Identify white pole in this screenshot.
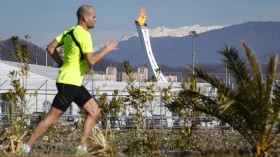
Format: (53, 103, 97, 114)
(189, 31, 198, 76)
(45, 45, 48, 67)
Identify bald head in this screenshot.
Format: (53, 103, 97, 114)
(76, 5, 97, 30)
(77, 5, 95, 20)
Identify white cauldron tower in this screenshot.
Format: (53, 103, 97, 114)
(135, 8, 167, 82)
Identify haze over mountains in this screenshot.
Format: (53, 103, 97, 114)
(0, 21, 280, 72)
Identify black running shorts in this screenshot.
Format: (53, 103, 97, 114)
(52, 83, 92, 112)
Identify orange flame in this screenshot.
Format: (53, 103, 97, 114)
(137, 7, 146, 26)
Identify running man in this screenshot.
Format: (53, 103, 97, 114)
(21, 4, 118, 155)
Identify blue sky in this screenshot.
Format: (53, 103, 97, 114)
(1, 0, 280, 47)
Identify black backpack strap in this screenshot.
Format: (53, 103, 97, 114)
(62, 28, 84, 61)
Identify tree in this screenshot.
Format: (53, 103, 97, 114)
(169, 42, 280, 156)
(1, 36, 31, 154)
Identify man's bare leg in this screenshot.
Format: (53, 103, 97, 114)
(26, 107, 63, 148)
(80, 98, 100, 147)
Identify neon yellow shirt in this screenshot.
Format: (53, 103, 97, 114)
(55, 25, 93, 86)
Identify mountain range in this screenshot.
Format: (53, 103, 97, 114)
(0, 21, 279, 73)
(107, 21, 280, 68)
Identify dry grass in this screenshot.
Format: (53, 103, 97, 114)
(1, 124, 279, 157)
(88, 128, 113, 156)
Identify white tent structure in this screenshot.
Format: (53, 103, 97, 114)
(0, 60, 190, 117)
(0, 60, 58, 114)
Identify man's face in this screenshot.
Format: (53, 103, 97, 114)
(85, 9, 96, 29)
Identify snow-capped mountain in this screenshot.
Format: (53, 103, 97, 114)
(149, 25, 225, 37)
(94, 25, 224, 51)
(120, 24, 224, 39)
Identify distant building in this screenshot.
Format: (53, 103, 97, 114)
(121, 66, 179, 82)
(165, 75, 177, 82)
(137, 66, 149, 81)
(122, 66, 149, 82)
(121, 72, 135, 82)
(106, 67, 117, 82)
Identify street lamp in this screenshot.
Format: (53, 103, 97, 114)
(44, 45, 48, 101)
(23, 35, 31, 88)
(24, 35, 30, 44)
(45, 45, 48, 67)
(189, 31, 198, 75)
(225, 61, 228, 86)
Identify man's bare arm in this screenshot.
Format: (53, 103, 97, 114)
(84, 40, 118, 67)
(46, 39, 63, 67)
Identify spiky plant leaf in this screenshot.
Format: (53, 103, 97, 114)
(169, 41, 280, 156)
